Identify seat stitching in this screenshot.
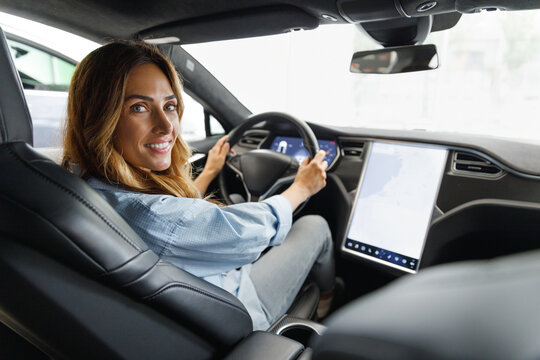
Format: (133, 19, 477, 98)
(98, 249, 157, 278)
(145, 282, 250, 317)
(7, 144, 141, 252)
(0, 192, 107, 272)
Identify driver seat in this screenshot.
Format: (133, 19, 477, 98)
(0, 27, 315, 359)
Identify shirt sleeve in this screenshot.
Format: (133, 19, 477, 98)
(112, 192, 293, 278)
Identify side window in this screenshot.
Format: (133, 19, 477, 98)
(208, 114, 225, 136)
(181, 91, 206, 141)
(7, 37, 76, 148)
(181, 91, 225, 141)
(6, 38, 222, 147)
(7, 38, 76, 91)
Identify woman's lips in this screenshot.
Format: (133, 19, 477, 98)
(144, 140, 172, 153)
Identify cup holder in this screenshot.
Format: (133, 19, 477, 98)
(270, 315, 327, 347)
(279, 325, 319, 345)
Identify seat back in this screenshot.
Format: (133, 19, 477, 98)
(0, 27, 251, 359)
(312, 249, 540, 359)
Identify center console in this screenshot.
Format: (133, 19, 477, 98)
(225, 315, 327, 359)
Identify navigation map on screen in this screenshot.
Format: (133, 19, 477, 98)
(343, 141, 447, 273)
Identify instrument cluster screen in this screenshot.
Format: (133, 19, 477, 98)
(269, 136, 338, 165)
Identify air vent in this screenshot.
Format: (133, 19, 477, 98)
(340, 139, 365, 157)
(452, 151, 503, 177)
(238, 130, 268, 149)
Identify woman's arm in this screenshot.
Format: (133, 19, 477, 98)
(113, 192, 292, 277)
(194, 135, 231, 195)
(280, 150, 328, 211)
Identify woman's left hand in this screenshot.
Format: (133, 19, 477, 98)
(194, 135, 233, 195)
(203, 135, 232, 178)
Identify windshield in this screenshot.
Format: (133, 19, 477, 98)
(184, 11, 540, 144)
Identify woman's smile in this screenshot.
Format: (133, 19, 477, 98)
(144, 140, 173, 153)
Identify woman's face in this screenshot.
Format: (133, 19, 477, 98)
(114, 63, 180, 172)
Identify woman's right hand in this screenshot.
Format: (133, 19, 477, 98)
(281, 150, 328, 211)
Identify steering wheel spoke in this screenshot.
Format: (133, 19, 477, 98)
(282, 161, 300, 177)
(258, 174, 296, 201)
(225, 153, 242, 172)
(224, 153, 253, 201)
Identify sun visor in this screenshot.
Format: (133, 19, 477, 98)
(138, 6, 319, 44)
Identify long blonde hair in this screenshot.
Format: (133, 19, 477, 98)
(62, 41, 199, 198)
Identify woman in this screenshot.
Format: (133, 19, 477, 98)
(62, 41, 334, 330)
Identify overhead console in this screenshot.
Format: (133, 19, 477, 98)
(337, 0, 540, 23)
(338, 0, 540, 47)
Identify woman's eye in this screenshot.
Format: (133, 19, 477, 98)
(165, 104, 177, 111)
(131, 104, 146, 113)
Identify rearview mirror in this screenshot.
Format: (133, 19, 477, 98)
(350, 44, 439, 74)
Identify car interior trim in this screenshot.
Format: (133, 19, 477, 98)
(159, 44, 251, 128)
(331, 132, 540, 180)
(277, 322, 324, 337)
(224, 157, 254, 202)
(140, 5, 320, 45)
(258, 175, 296, 202)
(394, 0, 411, 17)
(0, 28, 33, 145)
(450, 150, 505, 179)
(327, 125, 540, 176)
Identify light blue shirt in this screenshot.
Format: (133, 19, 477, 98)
(87, 177, 292, 330)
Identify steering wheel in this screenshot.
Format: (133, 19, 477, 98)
(219, 112, 319, 204)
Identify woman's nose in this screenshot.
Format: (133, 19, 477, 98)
(153, 109, 173, 134)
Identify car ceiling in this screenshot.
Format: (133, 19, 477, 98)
(1, 0, 347, 43)
(1, 0, 539, 45)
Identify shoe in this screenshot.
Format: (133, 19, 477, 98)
(316, 277, 345, 319)
(316, 292, 333, 319)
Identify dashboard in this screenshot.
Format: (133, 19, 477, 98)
(229, 124, 540, 276)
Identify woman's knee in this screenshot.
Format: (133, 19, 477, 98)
(295, 215, 332, 249)
(295, 215, 330, 232)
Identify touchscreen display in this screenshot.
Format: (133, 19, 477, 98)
(343, 141, 447, 273)
(270, 136, 338, 165)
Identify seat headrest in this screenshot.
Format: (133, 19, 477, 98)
(0, 27, 33, 145)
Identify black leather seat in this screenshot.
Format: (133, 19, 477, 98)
(312, 248, 540, 359)
(0, 27, 317, 359)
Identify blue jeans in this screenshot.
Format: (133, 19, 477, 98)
(250, 215, 335, 326)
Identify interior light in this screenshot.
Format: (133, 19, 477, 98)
(143, 36, 181, 44)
